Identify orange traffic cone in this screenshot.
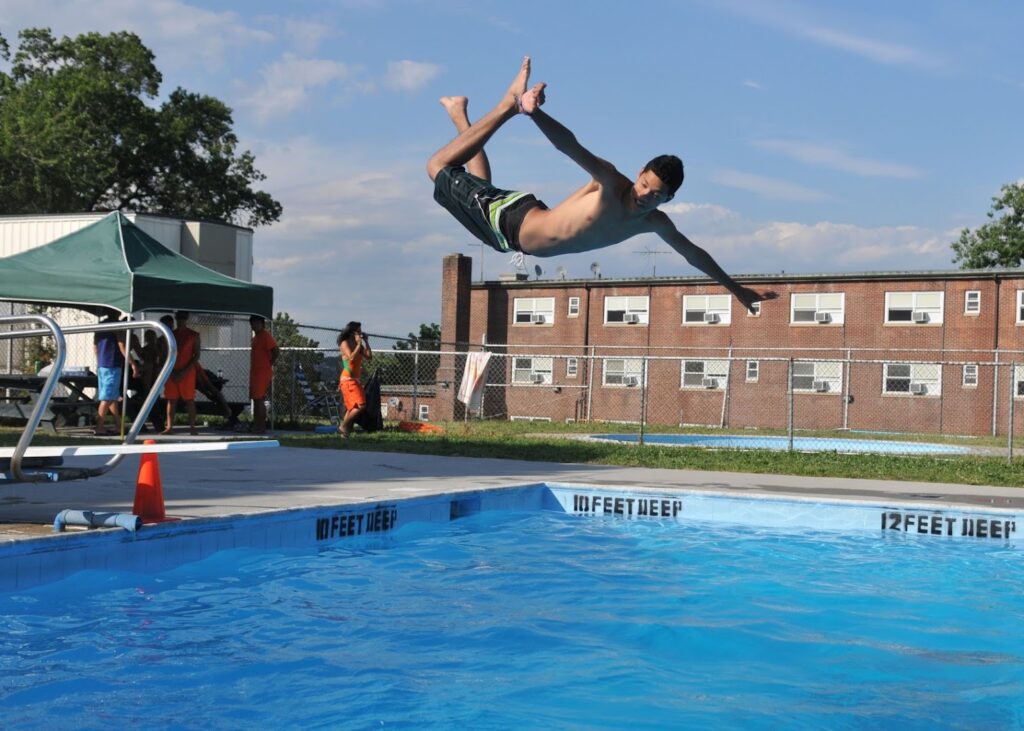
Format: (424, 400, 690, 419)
(133, 439, 175, 524)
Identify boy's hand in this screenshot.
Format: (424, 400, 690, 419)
(519, 82, 546, 115)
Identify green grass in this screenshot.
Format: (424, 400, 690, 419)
(4, 422, 1023, 489)
(275, 421, 1024, 489)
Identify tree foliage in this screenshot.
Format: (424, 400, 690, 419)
(0, 28, 281, 227)
(385, 322, 441, 385)
(951, 182, 1024, 269)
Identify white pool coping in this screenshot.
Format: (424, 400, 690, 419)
(1, 446, 1022, 591)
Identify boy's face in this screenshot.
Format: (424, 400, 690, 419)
(631, 169, 673, 211)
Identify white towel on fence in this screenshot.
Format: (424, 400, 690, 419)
(457, 351, 492, 410)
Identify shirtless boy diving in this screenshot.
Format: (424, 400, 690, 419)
(427, 57, 770, 312)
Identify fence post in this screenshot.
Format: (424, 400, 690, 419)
(289, 350, 296, 422)
(787, 358, 795, 452)
(1008, 362, 1015, 464)
(639, 356, 648, 446)
(586, 345, 595, 423)
(842, 349, 851, 430)
(992, 351, 1001, 437)
(412, 339, 420, 420)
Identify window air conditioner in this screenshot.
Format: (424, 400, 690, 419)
(623, 375, 639, 387)
(910, 383, 927, 395)
(814, 311, 831, 323)
(812, 380, 829, 392)
(703, 312, 720, 324)
(623, 313, 641, 324)
(531, 314, 546, 324)
(530, 373, 545, 384)
(702, 377, 719, 389)
(912, 311, 929, 323)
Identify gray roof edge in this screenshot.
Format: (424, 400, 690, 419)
(473, 267, 1024, 288)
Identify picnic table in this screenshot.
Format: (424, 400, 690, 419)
(0, 369, 247, 433)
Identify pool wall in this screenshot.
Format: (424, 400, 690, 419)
(1, 483, 1020, 592)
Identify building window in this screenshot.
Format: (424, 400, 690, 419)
(681, 360, 728, 390)
(790, 293, 845, 324)
(791, 361, 843, 393)
(418, 404, 430, 420)
(885, 292, 943, 324)
(510, 415, 552, 422)
(602, 358, 644, 387)
(514, 297, 555, 325)
(683, 294, 731, 325)
(746, 360, 759, 382)
(962, 364, 978, 388)
(512, 357, 553, 385)
(1017, 291, 1024, 323)
(380, 403, 389, 419)
(1016, 365, 1024, 398)
(748, 301, 761, 317)
(964, 290, 981, 314)
(566, 357, 578, 378)
(883, 363, 941, 396)
(568, 297, 580, 317)
(604, 296, 649, 325)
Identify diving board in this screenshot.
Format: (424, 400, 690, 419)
(0, 440, 279, 460)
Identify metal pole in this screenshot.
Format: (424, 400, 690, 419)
(992, 351, 1000, 437)
(1008, 362, 1015, 465)
(586, 345, 595, 422)
(412, 339, 420, 420)
(290, 350, 296, 422)
(638, 356, 648, 446)
(842, 348, 851, 430)
(788, 358, 795, 452)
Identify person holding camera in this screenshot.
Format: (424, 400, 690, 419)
(337, 321, 372, 439)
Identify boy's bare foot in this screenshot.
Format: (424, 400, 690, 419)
(440, 95, 468, 122)
(506, 56, 530, 111)
(160, 428, 173, 435)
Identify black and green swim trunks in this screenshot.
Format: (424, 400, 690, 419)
(433, 166, 548, 253)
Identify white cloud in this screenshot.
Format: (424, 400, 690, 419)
(713, 0, 942, 71)
(0, 0, 274, 68)
(753, 139, 923, 179)
(711, 169, 831, 202)
(382, 60, 442, 92)
(742, 80, 765, 91)
(237, 54, 354, 123)
(660, 202, 957, 275)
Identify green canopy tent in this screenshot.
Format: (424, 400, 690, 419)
(0, 211, 273, 317)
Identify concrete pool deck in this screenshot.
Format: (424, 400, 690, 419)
(1, 441, 1022, 542)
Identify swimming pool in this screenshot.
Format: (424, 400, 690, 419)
(1, 507, 1021, 728)
(595, 433, 972, 454)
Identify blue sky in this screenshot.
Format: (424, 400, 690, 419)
(2, 0, 1022, 335)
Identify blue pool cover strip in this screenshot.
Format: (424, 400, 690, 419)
(594, 434, 971, 454)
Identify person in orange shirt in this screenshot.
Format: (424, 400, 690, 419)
(249, 315, 279, 434)
(338, 320, 372, 438)
(162, 311, 200, 435)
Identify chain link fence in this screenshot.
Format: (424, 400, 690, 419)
(5, 311, 1024, 461)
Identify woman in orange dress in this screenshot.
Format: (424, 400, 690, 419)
(337, 321, 372, 438)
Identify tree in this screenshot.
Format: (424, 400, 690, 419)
(390, 322, 441, 385)
(0, 28, 282, 227)
(951, 182, 1024, 268)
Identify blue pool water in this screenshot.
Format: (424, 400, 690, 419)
(1, 510, 1021, 729)
(597, 433, 972, 454)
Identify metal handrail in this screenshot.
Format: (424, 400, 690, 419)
(0, 317, 176, 483)
(0, 315, 66, 482)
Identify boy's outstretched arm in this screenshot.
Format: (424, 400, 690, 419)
(521, 84, 620, 184)
(649, 212, 774, 312)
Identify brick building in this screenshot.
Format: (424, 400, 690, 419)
(438, 253, 1024, 436)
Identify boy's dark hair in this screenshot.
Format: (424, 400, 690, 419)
(643, 154, 684, 196)
(337, 321, 362, 346)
